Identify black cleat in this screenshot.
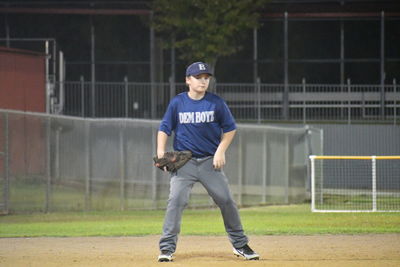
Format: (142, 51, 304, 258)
(233, 244, 260, 260)
(158, 250, 173, 262)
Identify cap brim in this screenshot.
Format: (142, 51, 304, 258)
(187, 71, 213, 77)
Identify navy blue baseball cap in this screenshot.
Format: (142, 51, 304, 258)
(185, 62, 213, 77)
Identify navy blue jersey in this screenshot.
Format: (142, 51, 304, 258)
(159, 92, 236, 158)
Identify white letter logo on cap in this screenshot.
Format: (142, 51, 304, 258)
(199, 64, 206, 70)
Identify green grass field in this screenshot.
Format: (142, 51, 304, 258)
(0, 204, 399, 237)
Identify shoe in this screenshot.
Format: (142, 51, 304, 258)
(158, 250, 173, 262)
(233, 244, 260, 260)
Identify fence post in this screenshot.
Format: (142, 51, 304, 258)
(3, 113, 9, 214)
(55, 127, 60, 184)
(302, 78, 306, 124)
(347, 78, 351, 124)
(256, 77, 261, 124)
(80, 76, 85, 117)
(284, 134, 290, 204)
(169, 76, 176, 103)
(151, 127, 158, 209)
(380, 11, 386, 120)
(372, 156, 377, 212)
(124, 76, 129, 118)
(237, 134, 243, 206)
(84, 121, 92, 211)
(341, 78, 345, 120)
(150, 12, 157, 119)
(170, 35, 176, 101)
(262, 133, 267, 203)
(90, 16, 96, 118)
(283, 12, 289, 120)
(45, 116, 52, 213)
(305, 126, 312, 194)
(394, 78, 397, 125)
(45, 40, 50, 113)
(119, 123, 126, 211)
(310, 155, 316, 212)
(361, 86, 366, 120)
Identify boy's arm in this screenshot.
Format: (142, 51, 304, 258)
(157, 131, 169, 159)
(213, 129, 236, 169)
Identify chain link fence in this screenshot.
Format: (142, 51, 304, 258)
(0, 109, 321, 213)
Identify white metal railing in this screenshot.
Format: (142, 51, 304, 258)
(56, 81, 399, 124)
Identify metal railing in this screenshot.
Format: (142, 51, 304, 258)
(55, 79, 399, 124)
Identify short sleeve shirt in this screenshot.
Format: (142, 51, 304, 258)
(159, 92, 236, 158)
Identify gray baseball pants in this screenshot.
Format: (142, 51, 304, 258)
(159, 156, 248, 253)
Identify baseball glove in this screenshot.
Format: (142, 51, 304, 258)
(153, 151, 192, 172)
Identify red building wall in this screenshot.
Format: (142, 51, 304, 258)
(0, 46, 46, 112)
(0, 47, 47, 180)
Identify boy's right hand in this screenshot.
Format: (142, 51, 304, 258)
(157, 151, 165, 159)
(157, 151, 167, 171)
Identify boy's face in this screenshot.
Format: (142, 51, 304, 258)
(186, 73, 211, 94)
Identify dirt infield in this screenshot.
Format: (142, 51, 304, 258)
(0, 235, 399, 267)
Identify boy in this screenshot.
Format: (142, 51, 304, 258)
(156, 62, 259, 262)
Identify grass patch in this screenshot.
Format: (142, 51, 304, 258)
(0, 204, 399, 237)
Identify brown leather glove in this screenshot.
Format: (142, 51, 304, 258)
(153, 151, 192, 172)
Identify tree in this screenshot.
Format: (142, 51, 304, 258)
(151, 0, 267, 70)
